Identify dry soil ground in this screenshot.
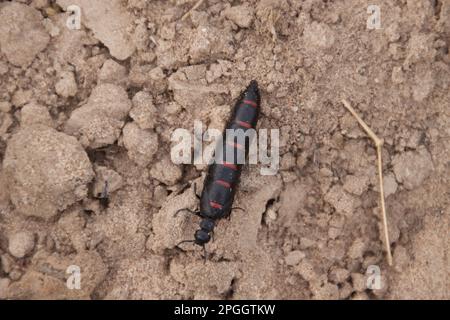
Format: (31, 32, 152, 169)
(0, 0, 449, 299)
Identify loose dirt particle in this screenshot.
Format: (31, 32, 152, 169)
(0, 2, 50, 67)
(223, 5, 254, 28)
(328, 267, 350, 284)
(150, 156, 182, 186)
(383, 173, 398, 197)
(122, 122, 159, 167)
(6, 250, 107, 299)
(55, 71, 78, 98)
(303, 21, 335, 50)
(150, 188, 198, 253)
(0, 102, 11, 113)
(392, 147, 434, 190)
(11, 90, 33, 108)
(311, 281, 339, 300)
(285, 250, 306, 266)
(412, 67, 435, 102)
(325, 185, 361, 217)
(98, 59, 127, 86)
(8, 232, 35, 259)
(343, 174, 369, 196)
(56, 0, 135, 60)
(295, 261, 317, 282)
(189, 25, 234, 63)
(130, 91, 158, 130)
(3, 125, 94, 219)
(65, 84, 132, 148)
(20, 103, 53, 127)
(347, 238, 366, 260)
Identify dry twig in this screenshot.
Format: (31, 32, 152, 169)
(181, 0, 205, 21)
(342, 99, 393, 266)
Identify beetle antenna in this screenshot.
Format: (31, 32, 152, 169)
(202, 245, 208, 263)
(175, 239, 196, 249)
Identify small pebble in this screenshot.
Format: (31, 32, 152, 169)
(55, 71, 78, 98)
(285, 250, 306, 266)
(347, 238, 366, 260)
(328, 267, 350, 284)
(0, 101, 11, 113)
(223, 5, 254, 28)
(383, 173, 398, 197)
(12, 89, 32, 107)
(295, 261, 316, 281)
(8, 231, 35, 258)
(9, 268, 23, 281)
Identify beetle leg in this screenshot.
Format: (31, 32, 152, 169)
(174, 208, 201, 218)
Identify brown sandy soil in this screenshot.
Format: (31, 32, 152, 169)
(0, 0, 449, 300)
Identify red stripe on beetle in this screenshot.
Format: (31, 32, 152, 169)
(236, 120, 252, 128)
(222, 162, 237, 170)
(210, 201, 223, 209)
(227, 141, 244, 150)
(215, 180, 231, 188)
(243, 99, 257, 108)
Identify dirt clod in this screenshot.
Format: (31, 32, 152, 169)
(20, 103, 53, 128)
(284, 250, 306, 266)
(56, 0, 135, 60)
(3, 125, 94, 219)
(130, 91, 158, 130)
(392, 147, 434, 190)
(122, 122, 159, 167)
(0, 2, 50, 67)
(223, 5, 254, 28)
(65, 84, 132, 148)
(98, 59, 127, 86)
(8, 231, 35, 259)
(55, 71, 78, 98)
(149, 156, 182, 186)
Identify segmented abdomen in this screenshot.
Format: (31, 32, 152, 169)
(200, 81, 261, 219)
